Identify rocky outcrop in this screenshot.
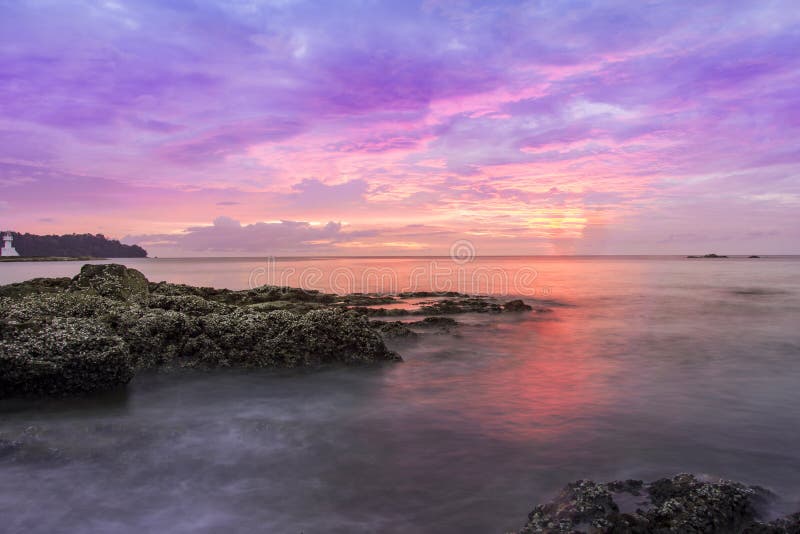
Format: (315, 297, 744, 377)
(71, 263, 149, 300)
(372, 321, 419, 339)
(353, 297, 536, 317)
(0, 264, 400, 398)
(504, 299, 533, 312)
(0, 318, 134, 397)
(516, 474, 799, 533)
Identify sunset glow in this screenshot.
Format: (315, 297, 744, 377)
(1, 1, 798, 255)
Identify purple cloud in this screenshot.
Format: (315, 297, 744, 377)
(126, 216, 375, 254)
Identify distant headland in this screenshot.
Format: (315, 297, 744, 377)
(0, 232, 147, 259)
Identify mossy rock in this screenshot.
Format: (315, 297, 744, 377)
(186, 309, 400, 367)
(0, 265, 404, 396)
(109, 308, 199, 367)
(143, 294, 232, 316)
(516, 474, 788, 534)
(0, 292, 125, 323)
(0, 277, 72, 299)
(0, 318, 134, 398)
(269, 309, 400, 365)
(71, 264, 149, 300)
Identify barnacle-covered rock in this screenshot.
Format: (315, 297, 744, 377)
(516, 474, 791, 534)
(270, 309, 400, 365)
(0, 317, 134, 397)
(0, 292, 124, 324)
(0, 265, 405, 397)
(187, 309, 399, 367)
(0, 277, 72, 299)
(143, 293, 232, 316)
(71, 264, 149, 300)
(186, 309, 297, 367)
(149, 280, 337, 306)
(110, 308, 198, 367)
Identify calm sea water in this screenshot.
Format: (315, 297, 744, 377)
(1, 256, 800, 533)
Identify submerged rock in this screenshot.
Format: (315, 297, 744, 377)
(371, 316, 460, 338)
(411, 316, 459, 328)
(372, 321, 419, 339)
(516, 474, 798, 533)
(417, 298, 504, 315)
(504, 299, 533, 312)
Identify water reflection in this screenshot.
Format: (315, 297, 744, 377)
(1, 257, 800, 533)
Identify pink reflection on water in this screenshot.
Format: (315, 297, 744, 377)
(381, 311, 620, 445)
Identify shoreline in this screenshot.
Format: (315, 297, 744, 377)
(0, 256, 108, 262)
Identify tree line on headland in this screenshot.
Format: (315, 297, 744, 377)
(9, 232, 147, 258)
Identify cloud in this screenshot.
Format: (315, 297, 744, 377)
(324, 132, 425, 153)
(285, 178, 369, 208)
(160, 118, 306, 164)
(126, 216, 375, 254)
(2, 1, 800, 253)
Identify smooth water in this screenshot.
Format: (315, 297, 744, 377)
(2, 256, 800, 533)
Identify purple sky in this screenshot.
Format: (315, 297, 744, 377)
(1, 0, 799, 255)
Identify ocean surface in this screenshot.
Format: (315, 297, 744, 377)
(1, 256, 800, 533)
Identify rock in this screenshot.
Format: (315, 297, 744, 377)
(417, 298, 503, 315)
(267, 309, 401, 366)
(186, 309, 400, 367)
(0, 277, 72, 299)
(504, 299, 533, 312)
(71, 264, 149, 300)
(350, 306, 411, 317)
(149, 280, 338, 306)
(0, 292, 125, 323)
(111, 307, 198, 367)
(687, 253, 729, 259)
(411, 316, 459, 328)
(516, 474, 793, 534)
(0, 265, 403, 397)
(397, 291, 468, 298)
(749, 255, 761, 259)
(339, 294, 397, 306)
(144, 293, 232, 316)
(0, 317, 135, 397)
(372, 321, 419, 339)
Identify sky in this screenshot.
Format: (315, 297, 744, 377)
(1, 0, 799, 256)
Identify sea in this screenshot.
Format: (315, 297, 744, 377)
(1, 256, 799, 533)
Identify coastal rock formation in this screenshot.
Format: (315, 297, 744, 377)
(371, 316, 461, 338)
(516, 474, 799, 533)
(0, 264, 399, 398)
(372, 321, 419, 339)
(353, 297, 536, 317)
(72, 263, 149, 300)
(504, 299, 534, 312)
(0, 318, 134, 397)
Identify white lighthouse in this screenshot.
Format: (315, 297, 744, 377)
(1, 232, 19, 257)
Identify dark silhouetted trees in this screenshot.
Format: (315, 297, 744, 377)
(9, 233, 147, 258)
